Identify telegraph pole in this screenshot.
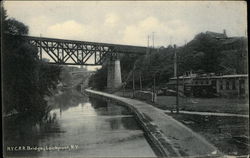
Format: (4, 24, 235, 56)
(174, 44, 179, 113)
(147, 35, 150, 48)
(123, 84, 125, 97)
(152, 32, 155, 48)
(139, 71, 142, 90)
(132, 69, 135, 98)
(153, 74, 156, 103)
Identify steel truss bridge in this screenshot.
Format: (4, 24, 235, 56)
(25, 36, 147, 65)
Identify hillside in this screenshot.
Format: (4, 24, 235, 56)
(89, 31, 248, 90)
(178, 31, 247, 74)
(59, 66, 91, 90)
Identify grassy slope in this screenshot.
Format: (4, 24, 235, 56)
(170, 113, 249, 156)
(156, 96, 249, 114)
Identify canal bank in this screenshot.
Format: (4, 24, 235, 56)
(85, 89, 222, 157)
(4, 89, 155, 157)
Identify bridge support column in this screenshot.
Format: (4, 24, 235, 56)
(107, 58, 122, 92)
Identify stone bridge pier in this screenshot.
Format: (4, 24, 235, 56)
(107, 57, 122, 92)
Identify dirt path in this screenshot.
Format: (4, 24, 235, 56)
(163, 110, 249, 118)
(86, 89, 222, 157)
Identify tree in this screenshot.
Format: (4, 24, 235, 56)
(2, 7, 61, 124)
(88, 31, 247, 91)
(88, 66, 107, 90)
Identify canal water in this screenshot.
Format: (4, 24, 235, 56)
(4, 90, 156, 157)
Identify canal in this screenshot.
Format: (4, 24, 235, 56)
(4, 90, 156, 157)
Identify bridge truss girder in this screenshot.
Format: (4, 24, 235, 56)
(26, 36, 146, 65)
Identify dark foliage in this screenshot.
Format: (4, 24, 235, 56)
(88, 66, 107, 90)
(89, 31, 247, 90)
(2, 7, 61, 124)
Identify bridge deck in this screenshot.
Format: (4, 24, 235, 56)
(5, 34, 149, 65)
(25, 35, 147, 54)
(85, 89, 221, 157)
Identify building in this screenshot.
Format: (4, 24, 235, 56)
(167, 71, 248, 97)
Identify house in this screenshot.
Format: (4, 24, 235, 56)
(167, 71, 248, 97)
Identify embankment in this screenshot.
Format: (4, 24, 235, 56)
(85, 89, 222, 157)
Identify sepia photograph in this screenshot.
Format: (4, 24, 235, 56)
(1, 1, 249, 158)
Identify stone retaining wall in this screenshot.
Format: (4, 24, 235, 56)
(85, 90, 181, 157)
(85, 89, 221, 157)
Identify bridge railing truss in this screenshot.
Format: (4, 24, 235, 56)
(25, 36, 147, 66)
(28, 39, 116, 65)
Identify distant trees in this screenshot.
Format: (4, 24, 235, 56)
(60, 66, 73, 86)
(88, 66, 107, 90)
(1, 7, 61, 124)
(88, 31, 247, 91)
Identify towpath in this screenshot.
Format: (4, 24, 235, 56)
(85, 89, 222, 157)
(164, 110, 249, 118)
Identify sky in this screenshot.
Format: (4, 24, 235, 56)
(3, 1, 247, 70)
(4, 1, 247, 47)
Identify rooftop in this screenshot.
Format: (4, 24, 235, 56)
(170, 74, 248, 80)
(205, 31, 227, 38)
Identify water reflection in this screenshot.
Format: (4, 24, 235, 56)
(4, 90, 155, 157)
(49, 89, 88, 112)
(89, 97, 133, 116)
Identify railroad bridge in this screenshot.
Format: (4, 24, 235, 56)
(24, 35, 148, 91)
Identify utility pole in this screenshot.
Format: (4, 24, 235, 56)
(174, 48, 177, 77)
(152, 32, 155, 48)
(132, 69, 135, 98)
(123, 84, 125, 97)
(174, 44, 179, 114)
(147, 35, 150, 48)
(153, 74, 156, 103)
(146, 35, 150, 56)
(183, 72, 185, 96)
(39, 34, 42, 59)
(139, 71, 142, 90)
